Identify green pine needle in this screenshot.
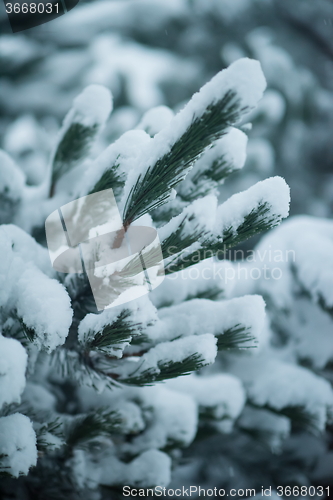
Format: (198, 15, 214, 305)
(17, 316, 36, 343)
(216, 324, 258, 350)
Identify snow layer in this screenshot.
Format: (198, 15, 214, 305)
(73, 448, 171, 488)
(123, 386, 197, 453)
(214, 176, 290, 236)
(167, 373, 245, 431)
(0, 413, 37, 477)
(272, 298, 333, 369)
(150, 258, 236, 307)
(229, 353, 333, 431)
(0, 226, 72, 351)
(0, 335, 27, 408)
(0, 224, 54, 279)
(137, 105, 175, 136)
(16, 265, 73, 352)
(239, 215, 333, 310)
(277, 217, 333, 308)
(146, 296, 265, 348)
(64, 84, 112, 129)
(118, 334, 217, 380)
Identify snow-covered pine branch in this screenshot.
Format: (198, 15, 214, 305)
(121, 58, 266, 226)
(78, 299, 158, 357)
(140, 295, 265, 350)
(164, 176, 290, 273)
(50, 85, 112, 193)
(229, 353, 333, 433)
(0, 225, 72, 352)
(114, 334, 217, 385)
(0, 54, 314, 496)
(150, 258, 236, 307)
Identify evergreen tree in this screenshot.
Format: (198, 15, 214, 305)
(1, 1, 333, 496)
(0, 58, 307, 499)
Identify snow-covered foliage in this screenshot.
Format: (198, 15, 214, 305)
(1, 0, 333, 496)
(0, 58, 295, 496)
(0, 414, 37, 477)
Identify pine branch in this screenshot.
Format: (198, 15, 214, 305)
(165, 201, 283, 274)
(64, 273, 99, 321)
(50, 84, 111, 194)
(123, 90, 243, 226)
(121, 352, 208, 386)
(80, 309, 140, 356)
